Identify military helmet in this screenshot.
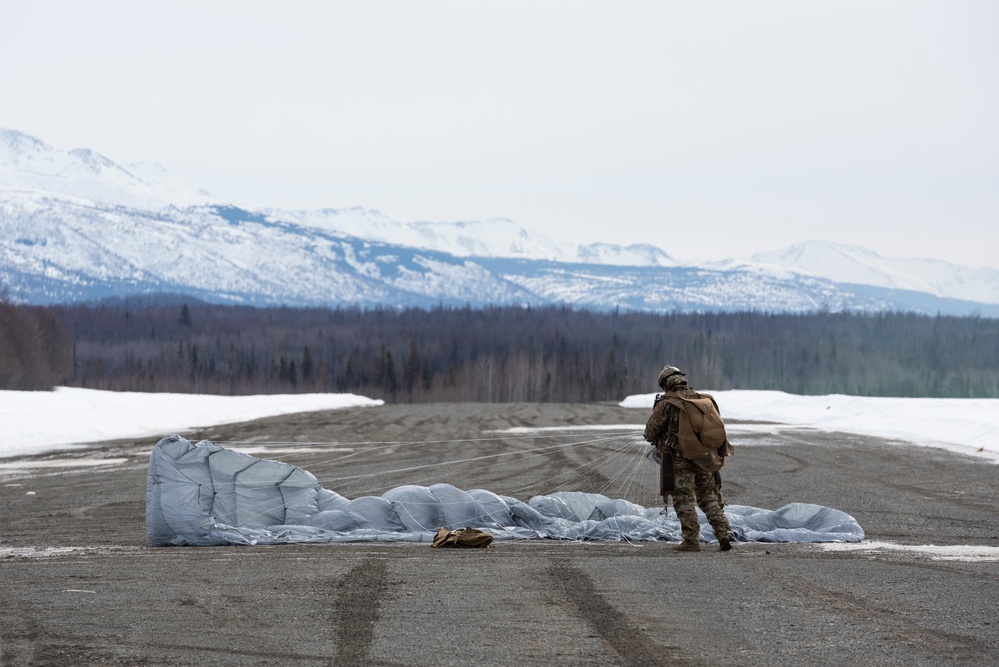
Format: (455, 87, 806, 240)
(657, 364, 686, 389)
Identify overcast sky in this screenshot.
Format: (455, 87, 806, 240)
(1, 1, 997, 267)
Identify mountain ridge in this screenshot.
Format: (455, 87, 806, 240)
(2, 128, 997, 315)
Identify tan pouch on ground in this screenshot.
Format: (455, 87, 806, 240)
(431, 526, 494, 548)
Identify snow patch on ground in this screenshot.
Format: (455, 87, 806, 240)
(818, 541, 999, 562)
(4, 387, 998, 465)
(0, 545, 145, 559)
(0, 458, 130, 470)
(622, 391, 999, 462)
(0, 388, 384, 458)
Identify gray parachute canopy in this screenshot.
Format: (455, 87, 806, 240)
(146, 435, 865, 546)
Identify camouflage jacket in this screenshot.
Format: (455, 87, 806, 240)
(644, 387, 699, 451)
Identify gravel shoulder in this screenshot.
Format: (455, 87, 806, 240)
(2, 402, 998, 666)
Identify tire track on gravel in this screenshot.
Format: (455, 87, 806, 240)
(879, 480, 999, 515)
(331, 557, 390, 666)
(758, 446, 812, 475)
(0, 587, 47, 667)
(0, 586, 137, 666)
(547, 557, 699, 667)
(736, 560, 998, 665)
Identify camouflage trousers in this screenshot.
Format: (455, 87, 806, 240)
(670, 449, 731, 544)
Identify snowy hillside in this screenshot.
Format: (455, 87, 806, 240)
(281, 209, 569, 260)
(743, 241, 999, 306)
(278, 208, 678, 267)
(575, 242, 677, 267)
(8, 188, 993, 314)
(1, 129, 679, 268)
(0, 197, 537, 307)
(0, 128, 210, 209)
(2, 128, 998, 315)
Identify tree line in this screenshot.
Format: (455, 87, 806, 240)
(0, 296, 74, 391)
(14, 300, 994, 401)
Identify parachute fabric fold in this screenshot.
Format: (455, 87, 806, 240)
(146, 436, 865, 546)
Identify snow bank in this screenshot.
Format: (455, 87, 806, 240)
(0, 387, 383, 458)
(5, 386, 997, 463)
(621, 390, 999, 462)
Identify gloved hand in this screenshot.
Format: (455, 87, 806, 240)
(645, 446, 662, 465)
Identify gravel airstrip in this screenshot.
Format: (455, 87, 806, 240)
(2, 402, 998, 666)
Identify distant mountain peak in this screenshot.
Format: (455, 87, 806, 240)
(748, 240, 999, 304)
(2, 127, 997, 312)
(65, 147, 127, 175)
(576, 242, 677, 267)
(0, 128, 210, 208)
(1, 127, 51, 154)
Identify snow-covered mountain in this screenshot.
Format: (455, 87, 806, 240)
(0, 128, 210, 209)
(2, 128, 997, 315)
(744, 241, 999, 306)
(277, 208, 678, 266)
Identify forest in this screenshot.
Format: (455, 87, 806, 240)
(0, 296, 74, 391)
(4, 299, 994, 401)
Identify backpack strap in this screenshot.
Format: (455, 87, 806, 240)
(657, 395, 686, 445)
(658, 393, 699, 419)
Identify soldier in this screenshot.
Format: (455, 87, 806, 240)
(644, 364, 733, 552)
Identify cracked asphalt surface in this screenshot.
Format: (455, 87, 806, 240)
(2, 402, 998, 666)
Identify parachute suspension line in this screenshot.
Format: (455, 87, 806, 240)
(632, 443, 663, 508)
(210, 429, 641, 471)
(212, 432, 639, 447)
(199, 436, 572, 481)
(390, 439, 640, 496)
(202, 437, 657, 531)
(639, 446, 662, 507)
(561, 437, 646, 499)
(589, 439, 646, 499)
(199, 430, 628, 519)
(529, 435, 653, 506)
(616, 438, 649, 499)
(315, 433, 627, 487)
(611, 439, 654, 505)
(631, 448, 660, 509)
(328, 433, 632, 496)
(593, 447, 633, 499)
(211, 430, 639, 453)
(557, 438, 639, 495)
(598, 443, 654, 547)
(270, 446, 383, 470)
(420, 433, 638, 496)
(503, 436, 638, 497)
(300, 429, 642, 472)
(198, 432, 653, 527)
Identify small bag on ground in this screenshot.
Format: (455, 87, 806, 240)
(431, 526, 494, 548)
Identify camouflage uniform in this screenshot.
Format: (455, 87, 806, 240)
(644, 372, 732, 547)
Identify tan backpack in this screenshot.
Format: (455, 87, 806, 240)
(659, 391, 734, 472)
(430, 526, 494, 548)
